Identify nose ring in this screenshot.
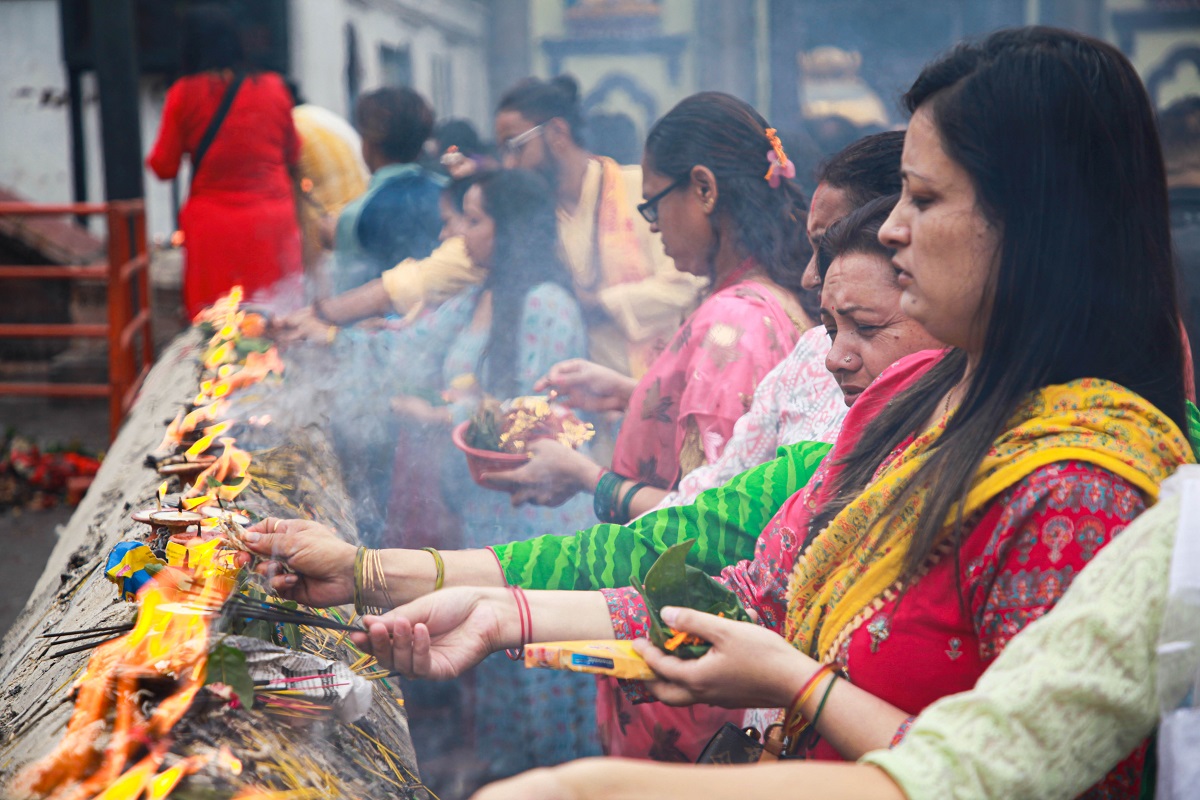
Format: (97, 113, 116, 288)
(843, 356, 853, 364)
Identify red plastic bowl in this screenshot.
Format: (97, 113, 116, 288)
(452, 421, 531, 487)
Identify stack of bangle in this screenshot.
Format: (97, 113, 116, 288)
(353, 546, 395, 616)
(783, 664, 835, 739)
(505, 585, 532, 661)
(593, 470, 648, 524)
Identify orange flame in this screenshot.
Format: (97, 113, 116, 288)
(183, 421, 233, 459)
(190, 438, 252, 502)
(14, 569, 228, 798)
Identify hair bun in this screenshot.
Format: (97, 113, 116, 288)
(549, 75, 581, 105)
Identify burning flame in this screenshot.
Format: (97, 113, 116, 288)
(190, 438, 252, 502)
(183, 421, 233, 459)
(158, 403, 230, 451)
(14, 570, 229, 799)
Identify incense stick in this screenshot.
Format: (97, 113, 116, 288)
(39, 623, 135, 639)
(46, 633, 126, 660)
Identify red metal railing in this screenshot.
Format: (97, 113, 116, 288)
(0, 200, 154, 441)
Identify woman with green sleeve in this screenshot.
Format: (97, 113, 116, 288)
(468, 464, 1200, 800)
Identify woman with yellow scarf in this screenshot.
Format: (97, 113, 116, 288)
(351, 27, 1193, 799)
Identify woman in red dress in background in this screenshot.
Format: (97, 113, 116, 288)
(147, 5, 302, 319)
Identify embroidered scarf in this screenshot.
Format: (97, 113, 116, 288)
(784, 378, 1195, 662)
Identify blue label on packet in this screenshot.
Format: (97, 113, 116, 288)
(570, 653, 615, 670)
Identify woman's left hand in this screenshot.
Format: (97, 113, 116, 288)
(390, 395, 451, 427)
(631, 606, 814, 710)
(481, 439, 596, 506)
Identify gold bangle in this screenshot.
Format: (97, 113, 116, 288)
(353, 545, 367, 616)
(325, 325, 339, 344)
(422, 546, 445, 591)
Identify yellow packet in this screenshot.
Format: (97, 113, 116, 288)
(524, 639, 655, 680)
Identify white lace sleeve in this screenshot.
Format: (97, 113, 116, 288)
(647, 327, 845, 512)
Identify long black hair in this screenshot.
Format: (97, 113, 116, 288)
(809, 27, 1188, 583)
(644, 92, 810, 298)
(180, 4, 244, 75)
(474, 169, 576, 398)
(815, 194, 900, 283)
(816, 132, 905, 209)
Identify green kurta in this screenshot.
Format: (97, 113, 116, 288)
(490, 439, 833, 591)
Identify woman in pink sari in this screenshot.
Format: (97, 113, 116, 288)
(484, 92, 813, 523)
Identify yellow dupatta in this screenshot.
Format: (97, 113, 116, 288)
(593, 156, 659, 377)
(784, 378, 1195, 662)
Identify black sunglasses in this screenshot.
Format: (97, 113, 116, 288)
(637, 175, 689, 224)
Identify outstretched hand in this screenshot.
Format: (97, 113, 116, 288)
(351, 587, 513, 679)
(243, 517, 356, 608)
(533, 359, 636, 414)
(631, 606, 810, 710)
(270, 308, 336, 346)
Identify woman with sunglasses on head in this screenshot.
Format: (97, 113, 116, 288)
(484, 91, 815, 525)
(352, 27, 1195, 799)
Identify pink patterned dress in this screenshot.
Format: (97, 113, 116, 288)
(597, 268, 803, 758)
(610, 273, 803, 489)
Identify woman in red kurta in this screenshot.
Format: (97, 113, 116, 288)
(147, 6, 301, 319)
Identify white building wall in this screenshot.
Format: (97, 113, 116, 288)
(0, 0, 488, 241)
(0, 1, 74, 206)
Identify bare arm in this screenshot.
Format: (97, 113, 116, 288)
(473, 758, 906, 800)
(357, 586, 615, 677)
(315, 278, 394, 324)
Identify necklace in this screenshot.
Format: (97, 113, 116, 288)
(943, 373, 968, 418)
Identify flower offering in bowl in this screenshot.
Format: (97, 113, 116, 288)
(452, 395, 595, 487)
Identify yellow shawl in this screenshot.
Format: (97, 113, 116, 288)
(593, 156, 659, 376)
(784, 378, 1194, 662)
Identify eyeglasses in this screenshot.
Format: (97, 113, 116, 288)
(500, 124, 545, 158)
(637, 175, 689, 224)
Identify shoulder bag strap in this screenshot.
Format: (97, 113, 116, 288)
(190, 70, 246, 186)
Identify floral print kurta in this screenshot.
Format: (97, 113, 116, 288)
(611, 278, 804, 489)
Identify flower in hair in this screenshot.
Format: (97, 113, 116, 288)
(764, 128, 795, 188)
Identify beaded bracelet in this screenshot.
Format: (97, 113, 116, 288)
(421, 546, 445, 591)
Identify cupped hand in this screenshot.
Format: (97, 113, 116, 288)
(630, 606, 812, 710)
(481, 439, 595, 506)
(533, 359, 636, 413)
(243, 517, 356, 607)
(350, 587, 512, 678)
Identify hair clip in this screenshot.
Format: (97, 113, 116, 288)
(765, 128, 795, 188)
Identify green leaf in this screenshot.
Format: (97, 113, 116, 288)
(279, 622, 303, 650)
(205, 643, 255, 710)
(234, 337, 274, 356)
(637, 539, 752, 659)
